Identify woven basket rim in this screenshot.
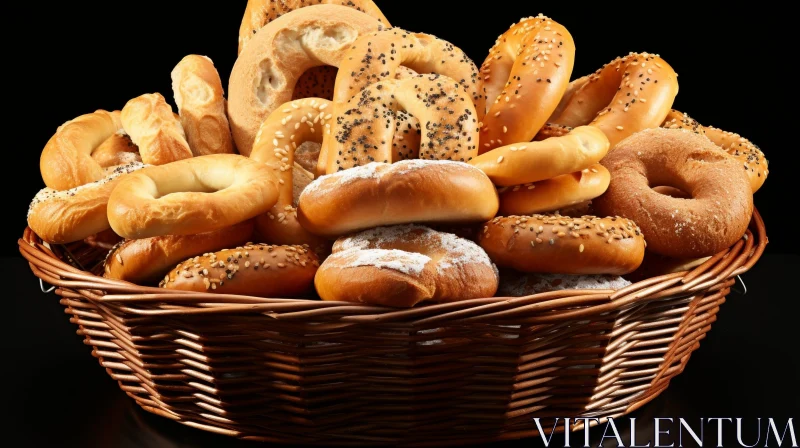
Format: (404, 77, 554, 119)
(19, 209, 767, 322)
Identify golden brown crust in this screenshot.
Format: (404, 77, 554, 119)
(298, 160, 499, 238)
(161, 243, 319, 297)
(326, 75, 479, 173)
(91, 132, 141, 167)
(171, 55, 234, 156)
(469, 125, 609, 187)
(549, 53, 679, 147)
(315, 225, 498, 307)
(593, 128, 754, 258)
(40, 109, 123, 190)
(498, 164, 610, 215)
(238, 0, 390, 54)
(249, 97, 331, 253)
(104, 220, 254, 285)
(121, 93, 193, 165)
(479, 15, 575, 153)
(661, 110, 768, 192)
(107, 155, 279, 239)
(478, 215, 646, 275)
(28, 162, 146, 244)
(228, 5, 382, 154)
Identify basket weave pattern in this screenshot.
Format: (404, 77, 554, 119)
(19, 210, 766, 446)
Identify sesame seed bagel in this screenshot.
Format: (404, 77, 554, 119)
(238, 0, 389, 54)
(498, 164, 610, 215)
(171, 55, 234, 156)
(161, 243, 319, 297)
(316, 225, 498, 307)
(478, 215, 646, 275)
(228, 5, 383, 155)
(325, 74, 480, 173)
(121, 93, 193, 165)
(107, 154, 279, 239)
(40, 109, 127, 190)
(28, 162, 146, 244)
(249, 97, 332, 253)
(297, 160, 499, 238)
(479, 15, 575, 154)
(549, 52, 679, 147)
(469, 125, 609, 187)
(661, 110, 768, 192)
(593, 128, 754, 258)
(104, 220, 255, 285)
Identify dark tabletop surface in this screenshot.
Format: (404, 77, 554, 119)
(9, 254, 799, 447)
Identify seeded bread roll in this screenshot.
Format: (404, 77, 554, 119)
(161, 244, 319, 297)
(478, 215, 646, 275)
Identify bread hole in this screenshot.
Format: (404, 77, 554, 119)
(256, 58, 282, 104)
(652, 185, 691, 199)
(292, 66, 338, 101)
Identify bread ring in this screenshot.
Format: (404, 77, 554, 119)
(161, 243, 319, 297)
(593, 128, 753, 258)
(107, 154, 279, 239)
(103, 220, 255, 285)
(39, 110, 126, 190)
(315, 225, 498, 307)
(661, 110, 768, 192)
(498, 164, 610, 215)
(250, 97, 331, 252)
(171, 55, 234, 156)
(28, 162, 146, 244)
(121, 93, 193, 165)
(468, 125, 609, 187)
(326, 74, 480, 173)
(91, 132, 141, 168)
(228, 5, 382, 154)
(238, 0, 389, 54)
(479, 15, 575, 153)
(549, 52, 679, 147)
(298, 159, 499, 237)
(478, 215, 646, 275)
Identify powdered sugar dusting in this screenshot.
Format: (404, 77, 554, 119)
(343, 248, 431, 275)
(302, 162, 383, 195)
(498, 271, 631, 297)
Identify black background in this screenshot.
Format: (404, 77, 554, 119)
(10, 1, 798, 256)
(7, 2, 800, 447)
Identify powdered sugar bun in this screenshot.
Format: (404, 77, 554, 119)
(316, 225, 499, 307)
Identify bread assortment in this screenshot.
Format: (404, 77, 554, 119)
(27, 4, 767, 306)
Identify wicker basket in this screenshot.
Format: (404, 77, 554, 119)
(18, 210, 767, 446)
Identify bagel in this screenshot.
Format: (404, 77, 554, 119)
(468, 125, 609, 187)
(103, 220, 255, 285)
(549, 52, 679, 147)
(498, 164, 610, 215)
(107, 154, 279, 239)
(250, 97, 331, 252)
(171, 55, 234, 156)
(228, 5, 383, 154)
(238, 0, 389, 54)
(161, 243, 319, 297)
(315, 225, 498, 307)
(479, 15, 575, 153)
(40, 110, 126, 190)
(298, 159, 499, 237)
(661, 110, 768, 192)
(91, 132, 141, 168)
(121, 93, 193, 165)
(326, 74, 480, 173)
(28, 162, 146, 244)
(478, 215, 646, 275)
(593, 128, 753, 258)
